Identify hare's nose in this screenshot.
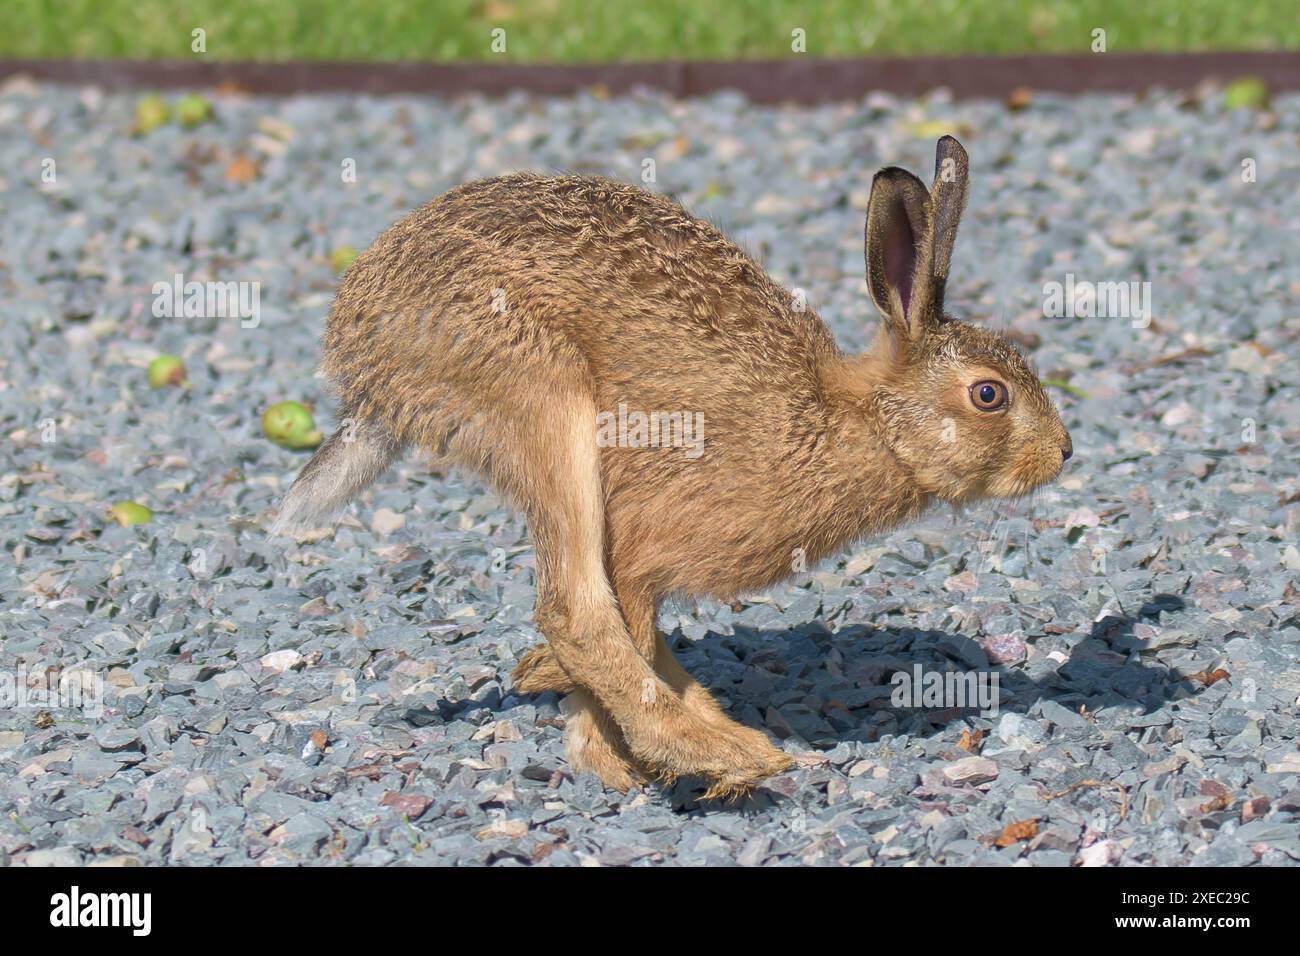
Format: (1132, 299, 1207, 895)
(1061, 440, 1073, 462)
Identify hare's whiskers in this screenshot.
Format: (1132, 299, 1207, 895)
(974, 501, 1010, 577)
(1024, 488, 1037, 580)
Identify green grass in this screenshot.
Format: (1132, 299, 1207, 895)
(5, 0, 1297, 62)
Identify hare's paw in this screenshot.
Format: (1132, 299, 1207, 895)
(626, 705, 794, 798)
(561, 690, 646, 792)
(694, 723, 796, 799)
(512, 644, 577, 694)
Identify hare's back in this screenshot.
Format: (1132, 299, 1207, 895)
(326, 174, 838, 420)
(425, 175, 828, 330)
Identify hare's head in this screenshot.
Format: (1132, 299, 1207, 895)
(864, 137, 1071, 504)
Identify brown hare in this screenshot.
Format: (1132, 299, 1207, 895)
(274, 136, 1072, 799)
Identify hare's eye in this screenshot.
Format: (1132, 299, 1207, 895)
(969, 380, 1007, 411)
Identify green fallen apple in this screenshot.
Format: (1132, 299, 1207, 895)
(175, 93, 213, 128)
(133, 94, 170, 135)
(330, 245, 359, 274)
(109, 501, 153, 527)
(1224, 76, 1270, 111)
(147, 354, 187, 388)
(263, 401, 323, 450)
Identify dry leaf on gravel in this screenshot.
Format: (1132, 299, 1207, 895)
(224, 154, 260, 183)
(994, 819, 1039, 847)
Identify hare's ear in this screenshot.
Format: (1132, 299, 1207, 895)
(928, 136, 969, 310)
(865, 166, 934, 347)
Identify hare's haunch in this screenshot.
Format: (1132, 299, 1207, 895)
(275, 137, 1072, 797)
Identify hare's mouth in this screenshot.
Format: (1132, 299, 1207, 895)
(916, 450, 1063, 505)
(975, 451, 1064, 501)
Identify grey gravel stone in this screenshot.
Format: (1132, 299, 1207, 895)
(943, 757, 1000, 786)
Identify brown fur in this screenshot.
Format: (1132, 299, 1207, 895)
(275, 137, 1071, 797)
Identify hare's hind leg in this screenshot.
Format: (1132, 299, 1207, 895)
(492, 393, 793, 797)
(440, 396, 637, 789)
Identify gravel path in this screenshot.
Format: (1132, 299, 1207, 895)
(1, 77, 1297, 867)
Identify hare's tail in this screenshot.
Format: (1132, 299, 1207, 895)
(271, 419, 403, 534)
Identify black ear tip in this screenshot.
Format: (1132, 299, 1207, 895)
(873, 166, 911, 183)
(936, 134, 967, 154)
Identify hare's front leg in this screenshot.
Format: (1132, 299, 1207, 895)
(557, 689, 645, 791)
(515, 396, 792, 797)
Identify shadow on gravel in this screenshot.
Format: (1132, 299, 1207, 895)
(658, 592, 1193, 812)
